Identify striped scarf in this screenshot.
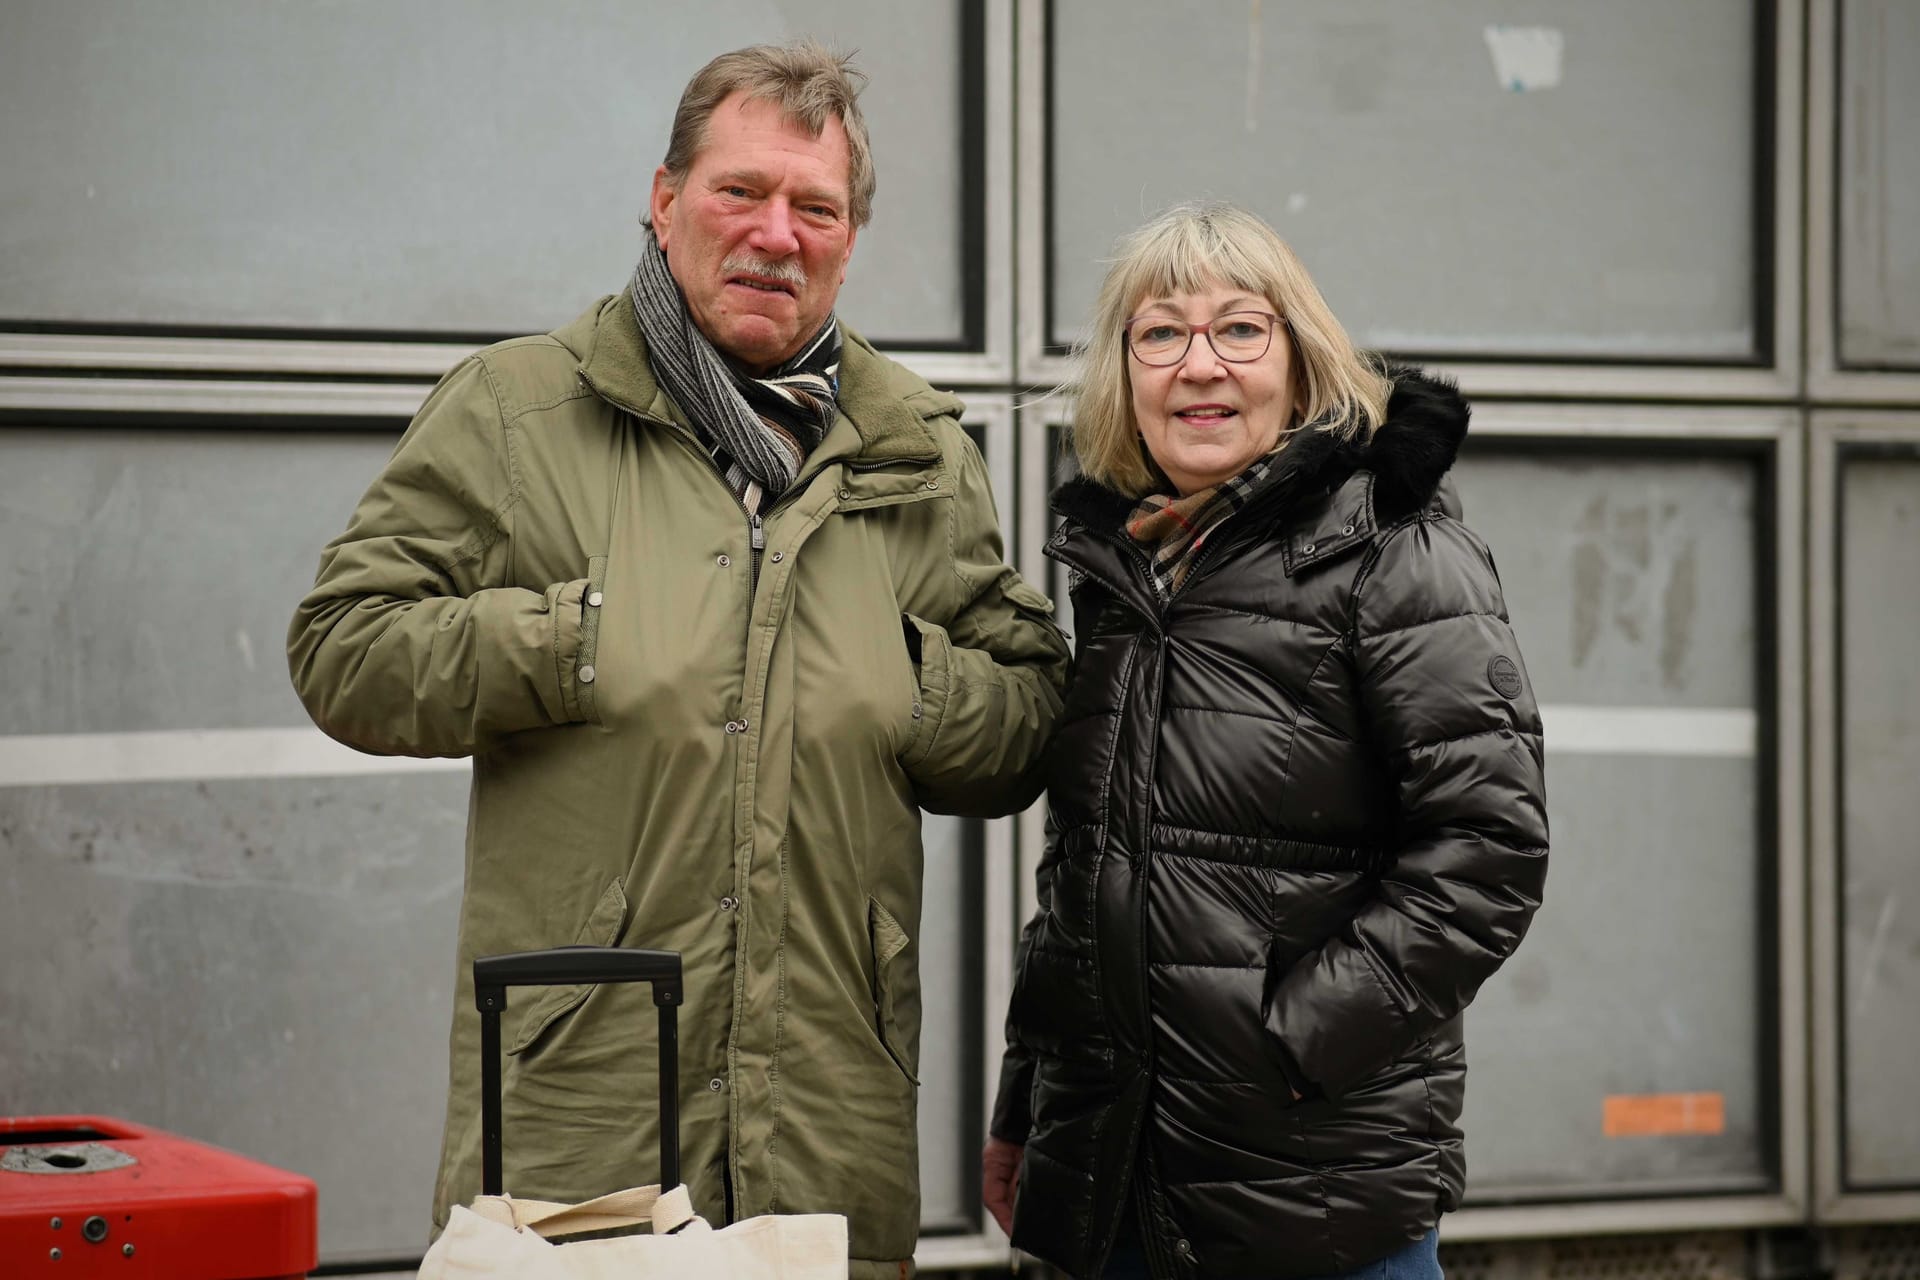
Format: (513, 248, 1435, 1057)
(1125, 449, 1284, 598)
(629, 229, 840, 509)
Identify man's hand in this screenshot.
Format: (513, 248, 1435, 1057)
(981, 1136, 1024, 1237)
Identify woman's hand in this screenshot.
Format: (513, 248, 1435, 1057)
(981, 1136, 1025, 1237)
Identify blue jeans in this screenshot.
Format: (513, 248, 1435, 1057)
(1101, 1227, 1442, 1280)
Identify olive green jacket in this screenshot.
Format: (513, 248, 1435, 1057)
(288, 294, 1069, 1276)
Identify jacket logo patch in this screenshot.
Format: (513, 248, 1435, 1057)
(1488, 655, 1524, 699)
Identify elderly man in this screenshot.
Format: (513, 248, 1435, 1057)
(288, 40, 1067, 1278)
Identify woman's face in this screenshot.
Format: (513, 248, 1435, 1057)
(1127, 282, 1298, 496)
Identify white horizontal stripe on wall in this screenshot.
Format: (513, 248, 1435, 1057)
(0, 727, 467, 788)
(1540, 704, 1757, 758)
(0, 704, 1756, 788)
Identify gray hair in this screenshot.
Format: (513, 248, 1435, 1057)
(658, 39, 876, 228)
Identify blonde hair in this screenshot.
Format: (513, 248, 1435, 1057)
(1069, 202, 1390, 496)
(659, 39, 876, 228)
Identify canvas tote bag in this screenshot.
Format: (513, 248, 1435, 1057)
(418, 1180, 848, 1280)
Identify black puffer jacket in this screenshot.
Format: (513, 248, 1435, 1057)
(992, 371, 1548, 1279)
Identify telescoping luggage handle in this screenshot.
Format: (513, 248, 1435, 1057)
(473, 946, 684, 1197)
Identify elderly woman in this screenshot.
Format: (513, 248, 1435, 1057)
(981, 203, 1549, 1280)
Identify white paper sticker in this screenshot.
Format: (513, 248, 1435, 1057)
(1484, 24, 1565, 92)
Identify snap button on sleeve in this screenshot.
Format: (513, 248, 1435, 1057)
(578, 665, 596, 684)
(586, 590, 604, 607)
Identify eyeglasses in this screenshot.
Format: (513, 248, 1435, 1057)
(1125, 310, 1283, 367)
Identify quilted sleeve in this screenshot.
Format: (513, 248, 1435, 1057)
(1265, 514, 1549, 1096)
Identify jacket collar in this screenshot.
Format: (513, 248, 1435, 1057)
(1052, 365, 1470, 539)
(565, 292, 947, 467)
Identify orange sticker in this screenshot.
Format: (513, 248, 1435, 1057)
(1603, 1092, 1726, 1137)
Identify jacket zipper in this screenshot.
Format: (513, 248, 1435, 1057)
(1173, 499, 1366, 608)
(1085, 516, 1245, 613)
(1171, 526, 1240, 599)
(749, 510, 765, 594)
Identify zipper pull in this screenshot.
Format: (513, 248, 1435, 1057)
(750, 512, 765, 552)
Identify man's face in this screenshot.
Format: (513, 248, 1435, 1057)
(650, 92, 859, 374)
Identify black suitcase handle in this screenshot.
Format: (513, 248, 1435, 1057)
(474, 946, 684, 1197)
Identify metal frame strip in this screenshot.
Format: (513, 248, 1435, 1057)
(934, 395, 1023, 1257)
(0, 375, 430, 419)
(1807, 411, 1920, 1223)
(1805, 2, 1920, 401)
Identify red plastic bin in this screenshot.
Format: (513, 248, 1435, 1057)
(1, 1115, 316, 1278)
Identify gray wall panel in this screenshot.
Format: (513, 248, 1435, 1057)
(0, 429, 399, 734)
(1049, 0, 1756, 359)
(1837, 2, 1920, 369)
(916, 812, 975, 1228)
(1456, 451, 1758, 709)
(1454, 449, 1767, 1196)
(1461, 755, 1765, 1197)
(1838, 453, 1920, 1186)
(0, 1, 965, 346)
(0, 773, 468, 1261)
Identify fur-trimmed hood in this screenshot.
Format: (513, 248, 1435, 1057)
(1052, 365, 1470, 534)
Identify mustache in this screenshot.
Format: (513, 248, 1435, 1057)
(722, 254, 807, 288)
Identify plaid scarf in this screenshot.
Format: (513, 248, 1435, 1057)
(629, 229, 841, 509)
(1125, 450, 1284, 598)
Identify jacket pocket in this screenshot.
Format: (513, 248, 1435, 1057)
(507, 877, 628, 1056)
(868, 897, 922, 1085)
